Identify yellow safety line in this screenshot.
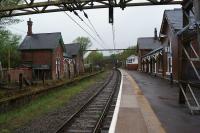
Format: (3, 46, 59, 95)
(126, 71, 166, 133)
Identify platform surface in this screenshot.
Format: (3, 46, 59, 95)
(110, 69, 165, 133)
(127, 70, 200, 133)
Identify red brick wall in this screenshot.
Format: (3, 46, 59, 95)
(63, 60, 70, 79)
(161, 23, 179, 80)
(8, 68, 32, 82)
(171, 35, 179, 80)
(21, 50, 52, 65)
(33, 51, 52, 65)
(21, 51, 33, 61)
(160, 21, 200, 81)
(126, 64, 138, 70)
(75, 55, 85, 74)
(21, 46, 65, 80)
(51, 46, 64, 80)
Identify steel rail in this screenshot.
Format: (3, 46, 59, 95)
(55, 70, 118, 133)
(93, 69, 120, 132)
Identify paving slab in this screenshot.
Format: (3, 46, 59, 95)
(116, 108, 147, 133)
(113, 69, 165, 133)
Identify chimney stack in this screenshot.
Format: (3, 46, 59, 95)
(27, 18, 33, 36)
(154, 28, 158, 40)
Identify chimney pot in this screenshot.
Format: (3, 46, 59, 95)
(27, 18, 33, 36)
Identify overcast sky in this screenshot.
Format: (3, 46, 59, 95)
(6, 4, 180, 55)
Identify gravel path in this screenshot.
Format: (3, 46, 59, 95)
(15, 72, 111, 133)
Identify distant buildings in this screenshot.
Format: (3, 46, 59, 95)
(126, 55, 138, 70)
(137, 28, 162, 73)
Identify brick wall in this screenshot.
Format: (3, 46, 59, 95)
(7, 68, 32, 82)
(21, 50, 52, 65)
(21, 46, 65, 80)
(51, 46, 64, 80)
(126, 64, 138, 70)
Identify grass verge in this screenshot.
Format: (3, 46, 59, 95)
(0, 71, 107, 133)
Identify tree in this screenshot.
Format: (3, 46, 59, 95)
(73, 36, 92, 55)
(0, 0, 22, 27)
(86, 51, 104, 66)
(0, 0, 22, 68)
(0, 29, 21, 68)
(116, 46, 137, 62)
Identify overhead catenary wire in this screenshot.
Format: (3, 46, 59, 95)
(69, 3, 106, 45)
(62, 10, 105, 49)
(73, 11, 94, 34)
(73, 10, 107, 49)
(60, 5, 108, 50)
(82, 11, 109, 48)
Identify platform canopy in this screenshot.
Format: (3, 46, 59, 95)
(0, 0, 182, 17)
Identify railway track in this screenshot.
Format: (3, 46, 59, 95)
(55, 69, 121, 133)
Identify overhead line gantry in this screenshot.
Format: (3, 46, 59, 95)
(0, 0, 182, 18)
(84, 48, 135, 51)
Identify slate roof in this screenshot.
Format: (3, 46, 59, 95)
(64, 43, 81, 58)
(137, 37, 162, 50)
(164, 8, 183, 30)
(164, 8, 195, 31)
(19, 32, 63, 50)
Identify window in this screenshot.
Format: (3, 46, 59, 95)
(56, 58, 61, 75)
(127, 57, 136, 64)
(166, 41, 172, 74)
(127, 59, 132, 63)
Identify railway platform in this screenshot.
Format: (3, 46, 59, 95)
(109, 69, 165, 133)
(110, 69, 200, 133)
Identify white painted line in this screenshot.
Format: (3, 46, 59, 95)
(109, 69, 123, 133)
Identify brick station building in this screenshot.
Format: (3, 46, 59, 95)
(19, 19, 65, 80)
(137, 28, 162, 73)
(17, 19, 84, 81)
(126, 55, 138, 70)
(63, 43, 85, 79)
(137, 8, 200, 82)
